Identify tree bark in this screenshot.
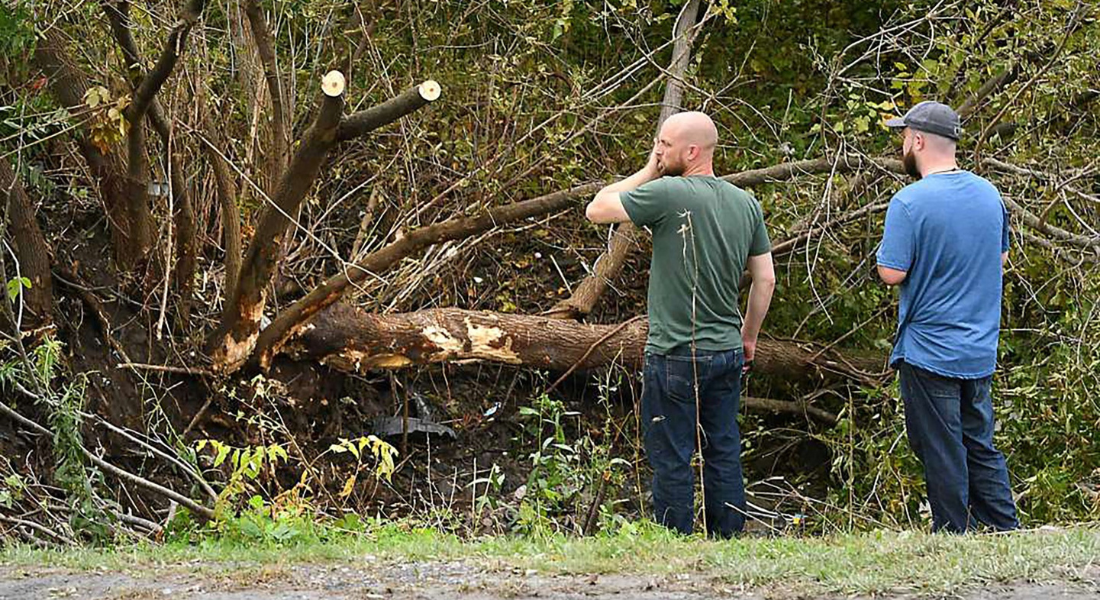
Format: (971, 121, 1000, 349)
(546, 0, 701, 320)
(741, 396, 839, 426)
(169, 148, 197, 326)
(284, 304, 886, 384)
(119, 0, 206, 277)
(210, 78, 345, 371)
(336, 81, 442, 142)
(957, 64, 1020, 121)
(101, 0, 201, 323)
(0, 159, 54, 327)
(200, 126, 243, 303)
(126, 0, 207, 120)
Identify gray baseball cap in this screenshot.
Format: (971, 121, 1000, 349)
(885, 100, 962, 140)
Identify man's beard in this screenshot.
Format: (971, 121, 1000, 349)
(659, 159, 684, 176)
(902, 149, 921, 180)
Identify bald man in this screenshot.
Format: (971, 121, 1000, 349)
(586, 112, 775, 537)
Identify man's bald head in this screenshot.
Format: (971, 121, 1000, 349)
(662, 111, 718, 151)
(654, 111, 718, 176)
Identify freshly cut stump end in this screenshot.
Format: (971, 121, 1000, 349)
(419, 80, 442, 102)
(323, 71, 346, 97)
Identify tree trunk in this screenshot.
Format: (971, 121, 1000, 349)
(200, 124, 243, 303)
(102, 0, 205, 323)
(34, 32, 153, 271)
(244, 0, 290, 186)
(209, 77, 346, 371)
(0, 159, 54, 327)
(285, 304, 887, 383)
(169, 152, 197, 326)
(250, 181, 601, 369)
(211, 77, 440, 372)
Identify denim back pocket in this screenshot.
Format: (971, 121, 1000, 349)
(665, 353, 711, 403)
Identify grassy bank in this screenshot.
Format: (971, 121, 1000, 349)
(2, 523, 1097, 596)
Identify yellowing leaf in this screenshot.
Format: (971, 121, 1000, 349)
(339, 474, 357, 498)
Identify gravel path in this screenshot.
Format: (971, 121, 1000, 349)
(1, 562, 1096, 599)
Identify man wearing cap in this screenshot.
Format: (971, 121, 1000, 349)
(585, 111, 775, 538)
(878, 101, 1018, 533)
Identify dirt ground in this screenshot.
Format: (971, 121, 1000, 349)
(1, 561, 1097, 600)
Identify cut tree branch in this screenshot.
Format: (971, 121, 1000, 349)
(972, 7, 1083, 164)
(212, 74, 441, 372)
(210, 71, 346, 371)
(336, 81, 442, 142)
(957, 63, 1020, 121)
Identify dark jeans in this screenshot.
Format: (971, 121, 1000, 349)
(898, 362, 1019, 533)
(641, 347, 745, 538)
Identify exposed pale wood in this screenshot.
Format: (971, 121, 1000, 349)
(285, 304, 886, 384)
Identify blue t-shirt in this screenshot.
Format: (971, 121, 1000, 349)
(876, 170, 1010, 379)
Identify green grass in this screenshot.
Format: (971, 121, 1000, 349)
(2, 523, 1098, 596)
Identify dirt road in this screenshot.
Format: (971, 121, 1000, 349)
(1, 561, 1097, 600)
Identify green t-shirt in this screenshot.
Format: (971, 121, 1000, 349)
(620, 175, 771, 354)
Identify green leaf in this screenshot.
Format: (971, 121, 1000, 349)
(6, 277, 31, 301)
(213, 443, 231, 467)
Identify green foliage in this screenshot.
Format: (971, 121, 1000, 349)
(514, 388, 629, 534)
(0, 336, 110, 542)
(5, 276, 30, 302)
(515, 393, 587, 532)
(0, 1, 35, 65)
(326, 435, 400, 498)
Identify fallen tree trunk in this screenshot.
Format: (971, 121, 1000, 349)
(250, 181, 602, 369)
(251, 154, 904, 370)
(285, 304, 887, 383)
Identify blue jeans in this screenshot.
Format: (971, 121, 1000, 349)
(898, 362, 1018, 533)
(641, 347, 745, 538)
